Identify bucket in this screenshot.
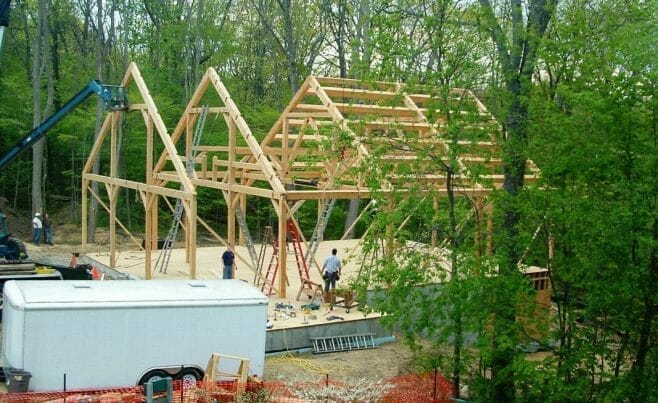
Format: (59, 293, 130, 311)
(6, 369, 31, 393)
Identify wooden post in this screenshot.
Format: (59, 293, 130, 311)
(282, 117, 289, 174)
(385, 195, 394, 257)
(184, 215, 191, 263)
(144, 194, 153, 279)
(278, 198, 288, 298)
(188, 198, 197, 279)
(228, 119, 236, 246)
(81, 180, 88, 253)
(486, 204, 494, 255)
(109, 185, 117, 268)
(228, 193, 236, 246)
(318, 200, 323, 242)
(109, 113, 119, 268)
(184, 114, 193, 263)
(548, 234, 555, 263)
(151, 195, 159, 250)
(431, 198, 439, 247)
(240, 194, 247, 246)
(474, 198, 483, 256)
(144, 114, 154, 278)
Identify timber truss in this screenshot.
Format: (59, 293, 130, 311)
(82, 64, 540, 297)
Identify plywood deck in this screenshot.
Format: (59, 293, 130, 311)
(85, 239, 383, 336)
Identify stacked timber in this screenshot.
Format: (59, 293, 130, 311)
(0, 261, 37, 276)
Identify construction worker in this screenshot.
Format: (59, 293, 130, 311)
(43, 213, 53, 245)
(221, 243, 236, 279)
(32, 212, 42, 246)
(322, 248, 342, 293)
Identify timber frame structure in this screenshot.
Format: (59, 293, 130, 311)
(82, 63, 540, 298)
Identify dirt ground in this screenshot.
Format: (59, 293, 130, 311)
(263, 340, 417, 384)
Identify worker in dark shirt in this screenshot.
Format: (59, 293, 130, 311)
(43, 213, 53, 245)
(221, 243, 236, 279)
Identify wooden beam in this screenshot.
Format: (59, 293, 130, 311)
(123, 62, 195, 193)
(286, 111, 333, 118)
(308, 86, 400, 101)
(208, 68, 286, 194)
(189, 106, 227, 114)
(82, 115, 112, 175)
(277, 198, 288, 298)
(85, 174, 193, 200)
(212, 160, 263, 170)
(86, 185, 144, 250)
(284, 187, 492, 200)
(260, 76, 314, 146)
(346, 119, 434, 132)
(456, 141, 501, 150)
(315, 76, 400, 89)
(334, 103, 418, 118)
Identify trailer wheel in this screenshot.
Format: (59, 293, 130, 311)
(176, 368, 203, 385)
(138, 369, 169, 386)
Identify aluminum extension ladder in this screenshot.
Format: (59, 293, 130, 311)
(254, 225, 274, 285)
(154, 106, 208, 274)
(304, 199, 336, 271)
(235, 204, 259, 270)
(219, 194, 259, 272)
(310, 333, 376, 354)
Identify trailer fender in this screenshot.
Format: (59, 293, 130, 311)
(137, 365, 205, 386)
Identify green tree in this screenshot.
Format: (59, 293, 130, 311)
(527, 0, 658, 398)
(476, 0, 558, 399)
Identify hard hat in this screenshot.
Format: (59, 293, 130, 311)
(35, 212, 41, 216)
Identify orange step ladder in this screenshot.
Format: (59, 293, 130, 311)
(261, 220, 319, 300)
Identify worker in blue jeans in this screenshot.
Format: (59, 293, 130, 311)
(32, 212, 42, 246)
(221, 244, 236, 279)
(322, 248, 342, 293)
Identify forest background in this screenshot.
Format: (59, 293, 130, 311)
(0, 0, 656, 400)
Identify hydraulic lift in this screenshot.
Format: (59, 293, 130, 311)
(0, 0, 10, 63)
(0, 80, 127, 171)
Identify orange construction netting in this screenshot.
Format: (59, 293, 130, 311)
(0, 372, 454, 402)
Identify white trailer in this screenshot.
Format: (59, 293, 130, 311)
(2, 279, 268, 392)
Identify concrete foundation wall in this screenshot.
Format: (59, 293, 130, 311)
(266, 316, 391, 352)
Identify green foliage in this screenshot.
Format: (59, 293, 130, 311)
(1, 0, 657, 399)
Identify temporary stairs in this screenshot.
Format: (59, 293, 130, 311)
(154, 106, 208, 274)
(261, 220, 314, 297)
(310, 333, 376, 354)
(304, 199, 336, 271)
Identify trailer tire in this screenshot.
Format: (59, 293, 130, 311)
(176, 368, 203, 385)
(138, 369, 169, 386)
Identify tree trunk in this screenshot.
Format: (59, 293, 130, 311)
(279, 0, 298, 93)
(477, 0, 558, 400)
(31, 0, 48, 215)
(343, 0, 371, 236)
(87, 0, 104, 243)
(631, 215, 657, 397)
(349, 0, 372, 79)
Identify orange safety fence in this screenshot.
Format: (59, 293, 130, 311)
(1, 372, 454, 402)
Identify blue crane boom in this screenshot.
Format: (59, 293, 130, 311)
(0, 0, 10, 62)
(0, 79, 127, 171)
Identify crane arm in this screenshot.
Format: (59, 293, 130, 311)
(0, 0, 10, 61)
(0, 79, 124, 171)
